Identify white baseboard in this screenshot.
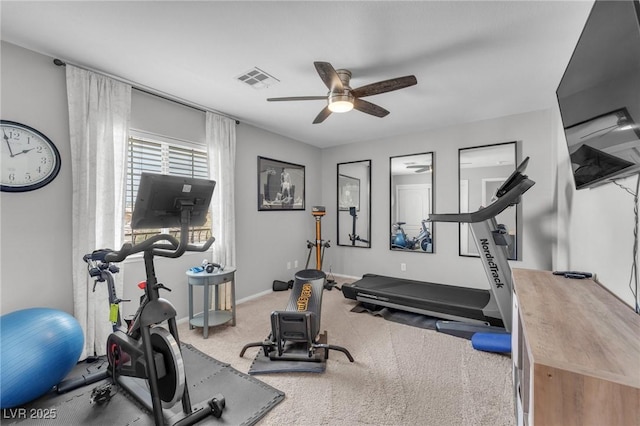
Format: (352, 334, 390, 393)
(327, 272, 362, 281)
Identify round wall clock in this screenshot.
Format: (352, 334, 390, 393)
(1, 120, 61, 192)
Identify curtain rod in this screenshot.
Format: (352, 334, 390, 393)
(53, 58, 240, 124)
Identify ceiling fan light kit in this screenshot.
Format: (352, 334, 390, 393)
(267, 61, 417, 123)
(328, 92, 354, 113)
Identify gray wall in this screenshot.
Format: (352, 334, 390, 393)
(233, 123, 322, 301)
(3, 40, 635, 316)
(320, 109, 557, 290)
(0, 42, 319, 319)
(555, 103, 639, 308)
(1, 41, 74, 314)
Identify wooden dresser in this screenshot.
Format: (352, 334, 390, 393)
(511, 268, 640, 426)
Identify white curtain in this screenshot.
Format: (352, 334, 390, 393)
(206, 113, 236, 270)
(67, 66, 131, 360)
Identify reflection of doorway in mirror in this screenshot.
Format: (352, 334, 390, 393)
(483, 177, 516, 258)
(461, 177, 515, 256)
(460, 180, 471, 255)
(482, 178, 504, 206)
(458, 141, 518, 259)
(390, 151, 434, 253)
(395, 184, 431, 237)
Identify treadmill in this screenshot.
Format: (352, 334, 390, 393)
(342, 158, 534, 334)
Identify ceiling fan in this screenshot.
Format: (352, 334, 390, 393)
(406, 164, 432, 173)
(267, 61, 417, 124)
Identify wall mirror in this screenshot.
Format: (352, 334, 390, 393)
(458, 141, 521, 260)
(390, 152, 434, 253)
(337, 160, 371, 247)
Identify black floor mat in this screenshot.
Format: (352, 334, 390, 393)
(351, 302, 438, 330)
(2, 344, 284, 425)
(246, 333, 328, 375)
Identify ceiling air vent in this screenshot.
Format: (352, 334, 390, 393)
(236, 67, 279, 89)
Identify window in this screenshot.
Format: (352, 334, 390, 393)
(125, 136, 211, 244)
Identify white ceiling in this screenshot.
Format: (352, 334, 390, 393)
(1, 1, 594, 149)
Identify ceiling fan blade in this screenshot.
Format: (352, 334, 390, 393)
(267, 96, 327, 102)
(314, 62, 344, 92)
(407, 166, 431, 173)
(352, 75, 417, 98)
(313, 106, 332, 124)
(353, 98, 390, 118)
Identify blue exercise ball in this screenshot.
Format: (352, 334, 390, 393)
(0, 307, 84, 408)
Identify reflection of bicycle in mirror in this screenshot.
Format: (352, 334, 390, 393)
(391, 220, 432, 251)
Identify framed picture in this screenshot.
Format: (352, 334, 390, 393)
(258, 156, 305, 210)
(338, 174, 360, 211)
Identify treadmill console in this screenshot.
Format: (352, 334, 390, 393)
(495, 157, 529, 198)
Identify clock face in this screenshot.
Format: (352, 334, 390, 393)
(1, 120, 61, 192)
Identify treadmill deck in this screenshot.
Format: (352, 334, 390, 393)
(343, 274, 503, 327)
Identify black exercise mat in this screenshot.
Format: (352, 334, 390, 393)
(351, 302, 438, 330)
(3, 344, 284, 425)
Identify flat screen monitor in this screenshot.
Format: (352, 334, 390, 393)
(131, 173, 216, 230)
(556, 0, 640, 190)
(496, 157, 529, 198)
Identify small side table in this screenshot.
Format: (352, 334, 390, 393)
(186, 267, 236, 338)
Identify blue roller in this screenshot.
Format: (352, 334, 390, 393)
(0, 307, 84, 408)
(471, 332, 511, 353)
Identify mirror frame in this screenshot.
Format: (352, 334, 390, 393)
(389, 151, 435, 253)
(337, 159, 371, 248)
(458, 141, 522, 260)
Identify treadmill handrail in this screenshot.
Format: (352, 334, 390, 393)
(429, 177, 535, 224)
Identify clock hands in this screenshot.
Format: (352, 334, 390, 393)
(3, 130, 36, 157)
(3, 129, 16, 157)
(11, 147, 36, 157)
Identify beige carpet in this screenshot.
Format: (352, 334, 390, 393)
(178, 278, 515, 426)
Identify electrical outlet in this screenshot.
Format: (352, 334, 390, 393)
(401, 263, 406, 271)
(294, 260, 298, 268)
(287, 262, 291, 270)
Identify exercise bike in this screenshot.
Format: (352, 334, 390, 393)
(55, 259, 123, 395)
(391, 219, 432, 251)
(72, 173, 225, 426)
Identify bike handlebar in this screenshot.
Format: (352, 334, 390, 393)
(152, 234, 215, 259)
(103, 243, 134, 263)
(86, 232, 215, 264)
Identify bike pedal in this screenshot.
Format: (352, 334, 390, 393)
(209, 393, 226, 418)
(90, 383, 114, 405)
